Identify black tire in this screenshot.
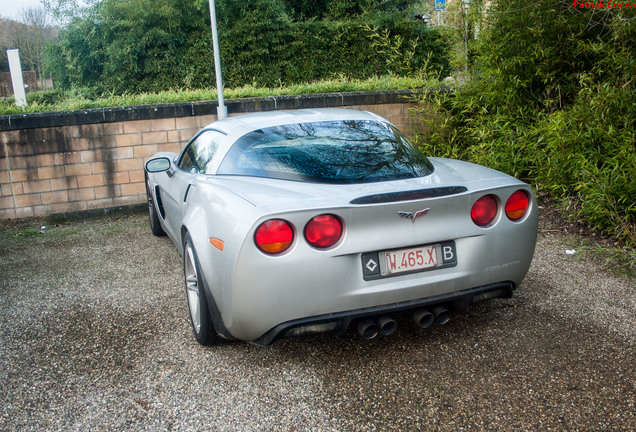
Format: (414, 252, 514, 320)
(183, 233, 217, 345)
(145, 174, 166, 237)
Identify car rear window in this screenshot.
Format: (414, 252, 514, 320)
(216, 120, 434, 183)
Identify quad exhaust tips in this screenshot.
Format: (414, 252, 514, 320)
(357, 315, 398, 339)
(357, 307, 451, 339)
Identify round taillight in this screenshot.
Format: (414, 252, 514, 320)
(471, 195, 498, 227)
(255, 219, 294, 254)
(304, 214, 343, 249)
(505, 190, 530, 221)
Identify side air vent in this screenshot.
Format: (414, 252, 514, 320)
(155, 186, 166, 219)
(350, 187, 468, 205)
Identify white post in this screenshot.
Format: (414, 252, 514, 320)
(208, 0, 227, 120)
(7, 49, 27, 108)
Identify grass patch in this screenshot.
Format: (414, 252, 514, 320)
(576, 246, 636, 279)
(13, 228, 43, 239)
(0, 209, 147, 248)
(0, 75, 445, 115)
(559, 234, 635, 279)
(0, 223, 76, 245)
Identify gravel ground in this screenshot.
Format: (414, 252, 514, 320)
(0, 208, 634, 431)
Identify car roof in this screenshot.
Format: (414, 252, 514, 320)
(202, 108, 386, 137)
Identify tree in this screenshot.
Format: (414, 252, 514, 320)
(473, 0, 625, 113)
(46, 0, 211, 92)
(12, 7, 57, 81)
(0, 8, 57, 82)
(414, 0, 636, 245)
(0, 18, 20, 73)
(282, 0, 421, 20)
(46, 13, 105, 89)
(45, 0, 451, 92)
(98, 0, 208, 92)
(41, 0, 101, 23)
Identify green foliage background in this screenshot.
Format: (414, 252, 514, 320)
(412, 0, 635, 247)
(44, 0, 450, 93)
(17, 0, 636, 249)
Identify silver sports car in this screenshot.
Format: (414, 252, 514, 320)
(144, 108, 538, 345)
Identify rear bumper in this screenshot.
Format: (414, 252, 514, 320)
(217, 184, 537, 342)
(252, 281, 514, 345)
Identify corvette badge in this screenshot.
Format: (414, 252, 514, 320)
(398, 208, 430, 223)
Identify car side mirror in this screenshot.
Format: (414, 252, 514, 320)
(145, 157, 171, 173)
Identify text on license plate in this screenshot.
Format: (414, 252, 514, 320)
(384, 244, 439, 275)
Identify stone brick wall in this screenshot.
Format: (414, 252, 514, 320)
(0, 90, 421, 219)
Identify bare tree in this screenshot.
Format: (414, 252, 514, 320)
(0, 18, 20, 73)
(11, 7, 57, 84)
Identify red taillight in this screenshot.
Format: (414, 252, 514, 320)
(471, 195, 498, 227)
(255, 219, 294, 254)
(505, 190, 530, 221)
(304, 214, 343, 249)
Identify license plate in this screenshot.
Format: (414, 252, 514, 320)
(361, 241, 456, 280)
(384, 244, 438, 275)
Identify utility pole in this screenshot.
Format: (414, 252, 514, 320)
(208, 0, 227, 120)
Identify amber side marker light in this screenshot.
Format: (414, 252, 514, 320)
(505, 190, 530, 221)
(255, 219, 294, 254)
(209, 238, 225, 251)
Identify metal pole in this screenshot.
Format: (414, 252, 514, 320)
(463, 0, 470, 73)
(208, 0, 227, 120)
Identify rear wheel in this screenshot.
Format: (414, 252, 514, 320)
(145, 174, 165, 237)
(184, 233, 217, 345)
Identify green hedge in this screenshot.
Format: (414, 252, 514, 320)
(218, 19, 450, 89)
(45, 0, 451, 94)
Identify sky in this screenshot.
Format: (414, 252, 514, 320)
(0, 0, 46, 21)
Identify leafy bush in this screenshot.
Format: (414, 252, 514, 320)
(411, 1, 636, 247)
(25, 89, 66, 106)
(44, 0, 451, 93)
(0, 75, 442, 115)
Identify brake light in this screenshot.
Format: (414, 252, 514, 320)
(255, 219, 294, 254)
(505, 190, 530, 221)
(471, 195, 498, 227)
(304, 214, 343, 248)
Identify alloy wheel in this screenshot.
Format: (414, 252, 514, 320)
(184, 242, 201, 334)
